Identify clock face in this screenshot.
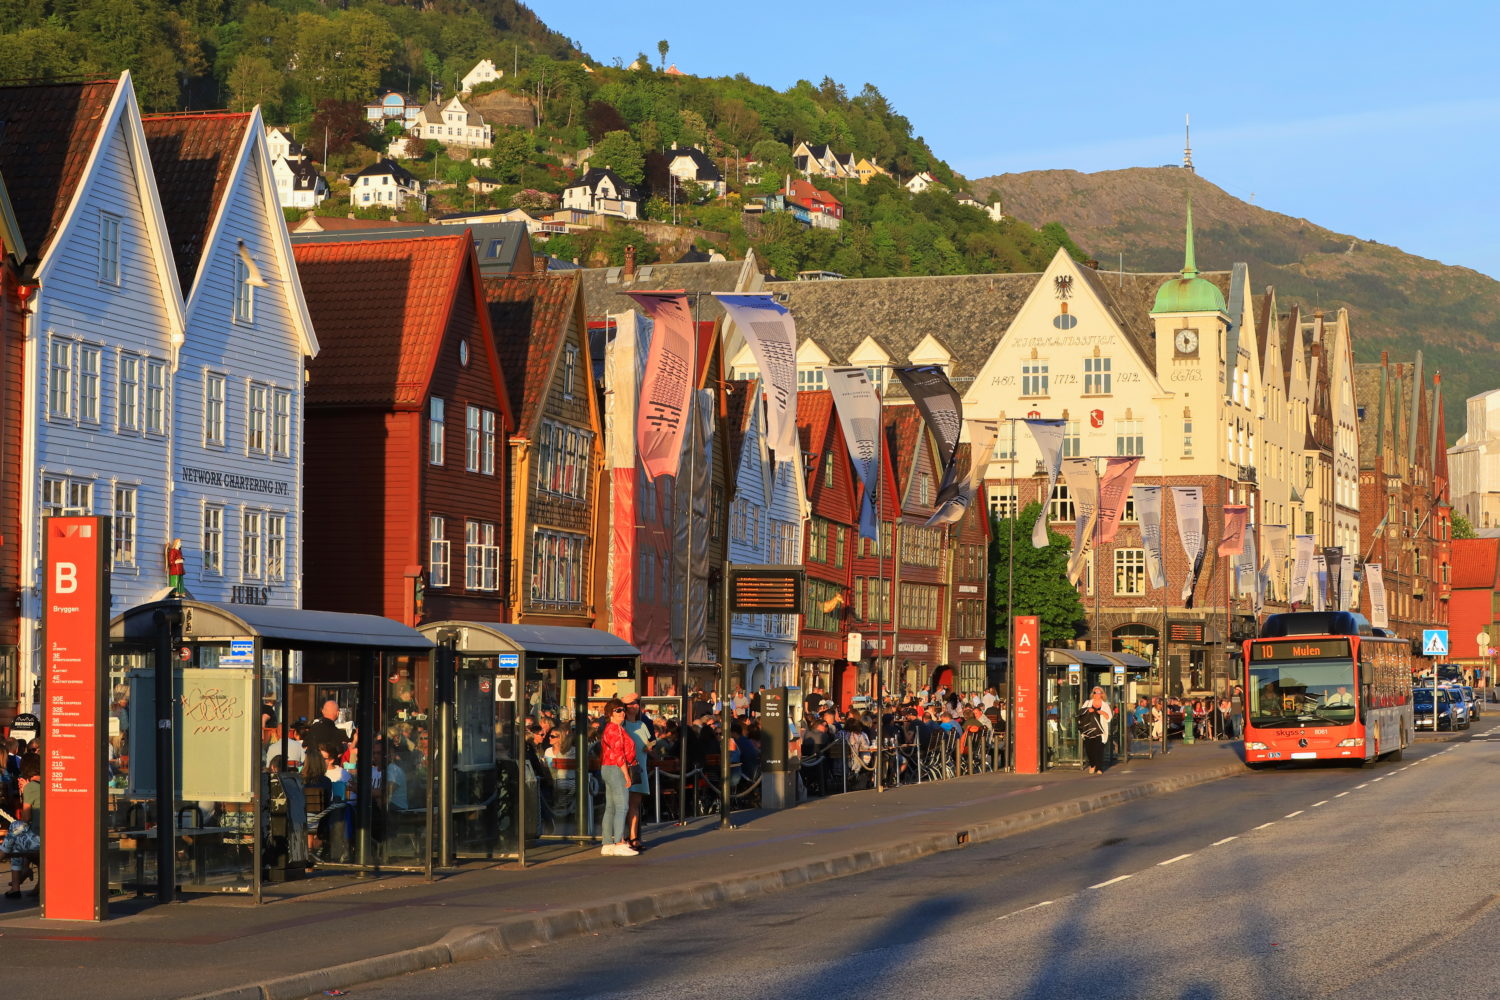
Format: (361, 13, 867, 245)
(1174, 328, 1199, 355)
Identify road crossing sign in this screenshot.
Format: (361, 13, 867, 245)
(1422, 629, 1449, 657)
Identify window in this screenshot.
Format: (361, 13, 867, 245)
(822, 456, 835, 488)
(429, 516, 450, 587)
(48, 339, 74, 419)
(145, 359, 166, 434)
(797, 368, 825, 392)
(273, 390, 292, 457)
(1021, 362, 1049, 397)
(466, 405, 481, 472)
(465, 520, 499, 591)
(98, 212, 121, 285)
(563, 344, 578, 398)
(1063, 420, 1081, 458)
(42, 476, 92, 517)
(429, 398, 445, 464)
(536, 421, 591, 499)
(112, 486, 136, 567)
(1049, 483, 1075, 524)
(529, 528, 588, 605)
(243, 510, 264, 579)
(899, 583, 940, 630)
(1182, 416, 1193, 458)
(864, 367, 887, 394)
(266, 514, 286, 581)
(1084, 356, 1112, 395)
(233, 254, 254, 323)
(1115, 419, 1144, 457)
(203, 505, 224, 575)
(1115, 548, 1146, 595)
(204, 373, 226, 446)
(247, 382, 268, 453)
(481, 409, 495, 475)
(79, 346, 100, 424)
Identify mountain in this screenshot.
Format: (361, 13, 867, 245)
(972, 167, 1500, 441)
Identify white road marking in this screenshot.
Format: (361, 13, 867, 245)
(1254, 822, 1275, 830)
(1335, 792, 1349, 798)
(1356, 783, 1369, 788)
(1285, 810, 1304, 818)
(1311, 800, 1329, 807)
(1212, 836, 1238, 846)
(1089, 875, 1133, 889)
(1372, 776, 1385, 781)
(995, 900, 1054, 921)
(1158, 854, 1192, 866)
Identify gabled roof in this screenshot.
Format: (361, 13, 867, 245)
(885, 404, 925, 503)
(417, 96, 487, 128)
(142, 111, 252, 291)
(0, 78, 118, 260)
(723, 377, 758, 479)
(348, 158, 420, 186)
(567, 165, 638, 199)
(795, 390, 836, 489)
(1354, 363, 1385, 467)
(578, 254, 760, 325)
(481, 270, 582, 434)
(1450, 537, 1500, 589)
(669, 145, 722, 182)
(296, 234, 489, 409)
(783, 178, 840, 208)
(280, 157, 325, 190)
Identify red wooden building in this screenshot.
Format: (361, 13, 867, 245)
(0, 177, 26, 724)
(1446, 538, 1497, 687)
(296, 233, 515, 625)
(795, 391, 857, 703)
(884, 405, 950, 693)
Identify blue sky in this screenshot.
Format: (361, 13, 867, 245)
(542, 1, 1500, 280)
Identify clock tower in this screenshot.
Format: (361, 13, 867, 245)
(1152, 197, 1228, 436)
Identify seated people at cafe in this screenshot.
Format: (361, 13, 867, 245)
(301, 700, 348, 759)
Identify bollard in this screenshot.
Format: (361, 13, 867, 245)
(1182, 712, 1195, 745)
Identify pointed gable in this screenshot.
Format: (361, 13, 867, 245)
(297, 234, 484, 408)
(0, 79, 117, 259)
(141, 111, 251, 290)
(481, 269, 582, 434)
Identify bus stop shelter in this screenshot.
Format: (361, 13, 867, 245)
(108, 598, 434, 903)
(417, 621, 648, 866)
(1044, 649, 1152, 768)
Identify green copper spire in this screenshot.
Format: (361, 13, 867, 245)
(1151, 194, 1225, 315)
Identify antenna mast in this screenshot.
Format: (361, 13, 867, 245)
(1183, 114, 1195, 173)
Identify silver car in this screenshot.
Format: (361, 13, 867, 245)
(1444, 686, 1472, 730)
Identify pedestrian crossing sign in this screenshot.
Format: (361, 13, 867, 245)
(1422, 629, 1449, 657)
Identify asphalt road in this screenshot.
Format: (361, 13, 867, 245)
(353, 725, 1500, 1000)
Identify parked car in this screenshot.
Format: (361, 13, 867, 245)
(1460, 685, 1481, 720)
(1414, 688, 1456, 731)
(1444, 686, 1472, 730)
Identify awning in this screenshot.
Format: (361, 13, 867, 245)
(1045, 650, 1151, 670)
(112, 599, 434, 650)
(418, 621, 640, 659)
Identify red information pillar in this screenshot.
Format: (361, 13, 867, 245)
(42, 515, 109, 921)
(1013, 615, 1042, 774)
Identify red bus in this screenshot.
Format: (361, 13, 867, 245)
(1242, 611, 1413, 768)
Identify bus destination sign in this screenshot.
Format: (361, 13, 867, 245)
(729, 566, 804, 614)
(1252, 638, 1351, 661)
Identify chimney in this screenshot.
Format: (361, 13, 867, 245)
(534, 251, 548, 275)
(624, 244, 636, 278)
(1381, 350, 1389, 365)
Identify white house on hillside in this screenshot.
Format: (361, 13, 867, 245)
(408, 96, 493, 148)
(666, 143, 724, 197)
(347, 159, 424, 209)
(905, 171, 939, 194)
(461, 59, 503, 92)
(562, 167, 640, 219)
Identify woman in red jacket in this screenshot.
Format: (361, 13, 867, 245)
(599, 698, 638, 857)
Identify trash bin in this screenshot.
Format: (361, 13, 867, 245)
(265, 772, 307, 882)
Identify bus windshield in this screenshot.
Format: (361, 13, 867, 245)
(1248, 659, 1357, 727)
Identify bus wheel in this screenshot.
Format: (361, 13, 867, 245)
(1386, 744, 1404, 762)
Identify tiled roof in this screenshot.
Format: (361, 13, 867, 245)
(296, 234, 472, 408)
(722, 377, 758, 479)
(1353, 363, 1385, 466)
(481, 270, 580, 434)
(567, 166, 638, 200)
(885, 405, 926, 501)
(578, 256, 759, 325)
(142, 112, 251, 291)
(0, 79, 118, 259)
(1450, 538, 1500, 589)
(795, 390, 835, 492)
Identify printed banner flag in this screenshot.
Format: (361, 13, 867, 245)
(965, 419, 1001, 494)
(1060, 457, 1099, 586)
(603, 311, 651, 644)
(1341, 553, 1357, 611)
(827, 367, 884, 540)
(1264, 525, 1290, 601)
(1366, 563, 1389, 628)
(1244, 524, 1263, 614)
(715, 293, 799, 464)
(1289, 535, 1315, 606)
(1170, 487, 1205, 606)
(1311, 554, 1327, 612)
(1323, 546, 1344, 611)
(1132, 486, 1166, 590)
(1097, 457, 1143, 543)
(1219, 505, 1249, 557)
(1026, 419, 1066, 548)
(627, 290, 695, 481)
(893, 365, 967, 526)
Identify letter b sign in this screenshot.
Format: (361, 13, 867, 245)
(55, 562, 78, 594)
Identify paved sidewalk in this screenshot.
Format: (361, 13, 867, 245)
(2, 742, 1245, 1000)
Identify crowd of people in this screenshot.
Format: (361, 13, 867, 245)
(0, 737, 41, 899)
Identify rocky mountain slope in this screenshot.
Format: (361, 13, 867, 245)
(973, 167, 1499, 440)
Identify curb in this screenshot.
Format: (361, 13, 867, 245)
(186, 760, 1243, 1000)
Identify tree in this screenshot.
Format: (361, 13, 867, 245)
(584, 100, 627, 143)
(1453, 510, 1477, 539)
(714, 97, 760, 150)
(590, 129, 644, 186)
(990, 502, 1087, 649)
(657, 39, 668, 71)
(490, 127, 533, 184)
(311, 99, 374, 158)
(227, 53, 281, 112)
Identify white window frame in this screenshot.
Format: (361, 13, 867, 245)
(242, 509, 264, 580)
(465, 520, 499, 591)
(1115, 548, 1146, 596)
(1084, 356, 1112, 395)
(79, 345, 101, 424)
(266, 513, 286, 582)
(48, 338, 74, 420)
(98, 211, 121, 286)
(233, 254, 255, 324)
(204, 372, 227, 447)
(466, 405, 481, 472)
(247, 382, 269, 454)
(481, 408, 496, 475)
(563, 343, 578, 398)
(203, 504, 224, 575)
(429, 515, 450, 588)
(429, 397, 445, 465)
(1021, 361, 1049, 397)
(272, 389, 292, 457)
(42, 476, 93, 518)
(145, 358, 167, 435)
(118, 354, 141, 432)
(112, 485, 136, 568)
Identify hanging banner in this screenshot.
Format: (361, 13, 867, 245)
(965, 419, 1001, 494)
(627, 290, 695, 482)
(1289, 534, 1315, 606)
(1026, 419, 1066, 548)
(1323, 546, 1343, 611)
(1060, 457, 1098, 586)
(1170, 486, 1205, 606)
(1366, 563, 1389, 629)
(604, 311, 650, 644)
(1219, 505, 1249, 557)
(1264, 525, 1290, 602)
(1341, 553, 1357, 611)
(1132, 486, 1166, 590)
(827, 366, 883, 540)
(1243, 523, 1263, 615)
(893, 365, 966, 525)
(1311, 554, 1327, 612)
(672, 388, 713, 665)
(1097, 457, 1142, 543)
(715, 293, 799, 464)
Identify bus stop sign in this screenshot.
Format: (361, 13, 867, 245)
(1422, 629, 1449, 657)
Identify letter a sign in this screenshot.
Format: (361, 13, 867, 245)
(1013, 616, 1041, 774)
